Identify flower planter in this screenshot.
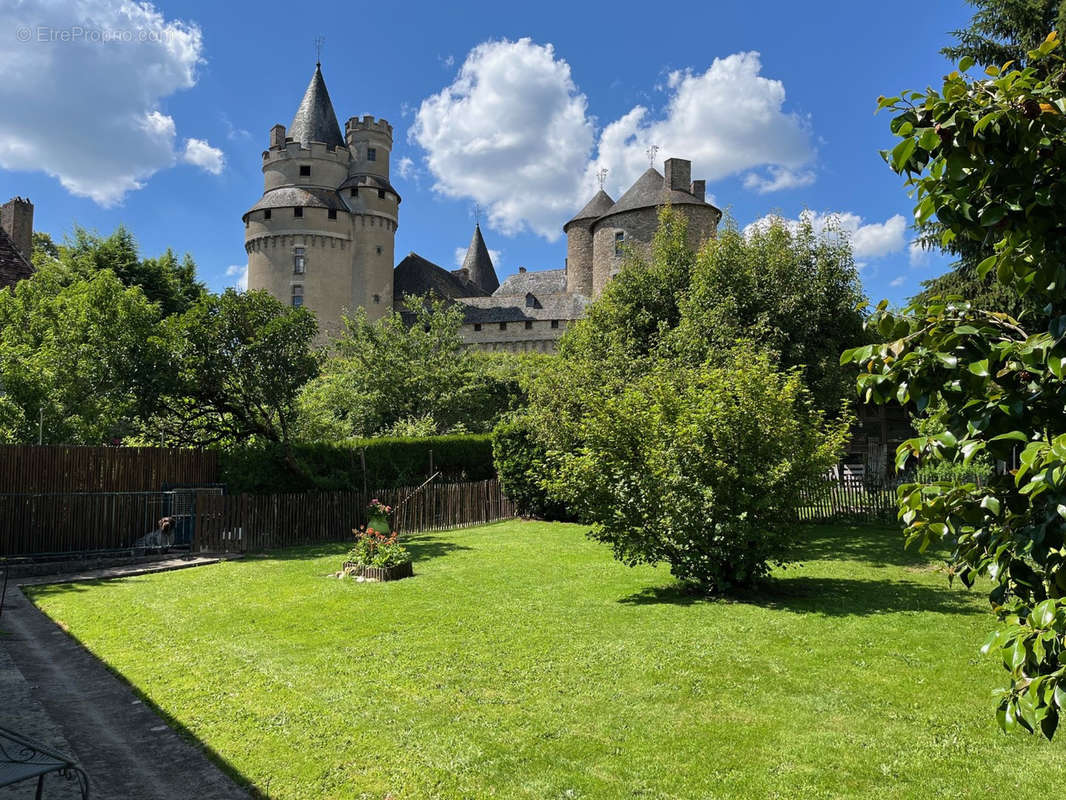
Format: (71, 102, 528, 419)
(342, 561, 413, 582)
(366, 514, 391, 534)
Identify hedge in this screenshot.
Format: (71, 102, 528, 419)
(219, 434, 495, 494)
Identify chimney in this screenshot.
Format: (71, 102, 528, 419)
(270, 124, 286, 147)
(663, 158, 691, 192)
(690, 179, 706, 202)
(518, 266, 527, 273)
(1, 197, 33, 261)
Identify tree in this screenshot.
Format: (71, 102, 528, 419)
(298, 298, 542, 440)
(0, 267, 166, 443)
(848, 34, 1066, 737)
(944, 0, 1066, 69)
(155, 289, 320, 449)
(547, 353, 846, 591)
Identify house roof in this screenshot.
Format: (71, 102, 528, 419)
(338, 173, 402, 202)
(595, 168, 720, 225)
(394, 252, 487, 302)
(494, 269, 566, 297)
(289, 64, 346, 149)
(563, 189, 615, 230)
(0, 226, 33, 289)
(457, 292, 588, 323)
(460, 224, 499, 294)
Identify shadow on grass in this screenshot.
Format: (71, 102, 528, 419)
(787, 522, 944, 569)
(620, 575, 981, 616)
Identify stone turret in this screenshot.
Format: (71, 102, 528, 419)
(460, 223, 499, 294)
(1, 196, 33, 263)
(563, 189, 613, 296)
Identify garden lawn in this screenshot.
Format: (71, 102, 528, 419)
(26, 521, 1063, 799)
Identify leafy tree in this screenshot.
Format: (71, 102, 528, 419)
(944, 0, 1066, 69)
(546, 352, 846, 591)
(668, 215, 866, 416)
(0, 267, 166, 443)
(298, 298, 543, 440)
(154, 289, 320, 450)
(849, 34, 1066, 737)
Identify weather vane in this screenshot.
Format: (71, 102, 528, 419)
(597, 167, 608, 190)
(474, 203, 480, 226)
(646, 145, 660, 167)
(314, 36, 325, 65)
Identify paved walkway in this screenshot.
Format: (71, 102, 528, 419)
(0, 559, 250, 800)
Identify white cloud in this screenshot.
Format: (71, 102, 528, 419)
(588, 53, 815, 199)
(396, 156, 415, 179)
(745, 211, 908, 261)
(890, 276, 906, 287)
(909, 240, 929, 266)
(182, 138, 224, 174)
(411, 39, 595, 241)
(0, 0, 207, 205)
(454, 247, 502, 270)
(411, 42, 816, 241)
(226, 264, 247, 291)
(743, 165, 816, 194)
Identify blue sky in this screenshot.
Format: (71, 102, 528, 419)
(0, 0, 975, 304)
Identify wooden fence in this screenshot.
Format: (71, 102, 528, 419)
(0, 478, 514, 558)
(194, 479, 515, 553)
(796, 477, 903, 523)
(0, 445, 218, 493)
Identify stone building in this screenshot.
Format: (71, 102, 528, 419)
(243, 63, 399, 337)
(0, 196, 34, 289)
(241, 63, 720, 351)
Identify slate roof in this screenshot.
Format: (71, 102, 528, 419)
(457, 292, 588, 323)
(460, 224, 499, 294)
(289, 64, 345, 149)
(494, 269, 566, 297)
(394, 252, 487, 302)
(563, 189, 615, 230)
(244, 187, 347, 217)
(597, 168, 720, 224)
(0, 226, 33, 289)
(338, 173, 402, 202)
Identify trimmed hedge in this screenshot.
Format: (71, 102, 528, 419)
(491, 417, 573, 521)
(219, 435, 495, 494)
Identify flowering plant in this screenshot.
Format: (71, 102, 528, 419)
(346, 525, 410, 568)
(368, 498, 392, 516)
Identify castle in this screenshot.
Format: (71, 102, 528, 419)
(245, 64, 722, 349)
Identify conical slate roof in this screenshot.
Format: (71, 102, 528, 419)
(289, 64, 345, 148)
(564, 189, 615, 230)
(461, 224, 499, 294)
(596, 167, 719, 225)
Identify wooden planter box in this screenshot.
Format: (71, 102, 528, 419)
(342, 561, 413, 582)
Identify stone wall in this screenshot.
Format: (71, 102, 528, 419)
(459, 319, 572, 353)
(564, 221, 594, 296)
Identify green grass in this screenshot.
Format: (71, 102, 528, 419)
(26, 521, 1063, 799)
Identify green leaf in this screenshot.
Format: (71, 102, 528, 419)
(973, 111, 998, 133)
(968, 359, 990, 376)
(959, 55, 975, 72)
(976, 255, 997, 277)
(918, 128, 941, 151)
(891, 138, 917, 172)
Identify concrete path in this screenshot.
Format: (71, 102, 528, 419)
(0, 559, 251, 800)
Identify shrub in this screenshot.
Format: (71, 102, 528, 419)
(219, 434, 495, 493)
(491, 416, 571, 520)
(549, 356, 848, 592)
(346, 527, 410, 568)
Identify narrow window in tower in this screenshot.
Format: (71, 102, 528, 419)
(291, 285, 303, 307)
(351, 187, 358, 197)
(294, 207, 303, 218)
(473, 323, 482, 332)
(299, 165, 311, 177)
(373, 294, 381, 304)
(376, 246, 383, 255)
(328, 209, 337, 220)
(499, 322, 507, 331)
(524, 320, 533, 330)
(293, 247, 305, 274)
(263, 209, 272, 220)
(551, 320, 560, 329)
(367, 147, 377, 162)
(378, 189, 385, 199)
(614, 231, 625, 256)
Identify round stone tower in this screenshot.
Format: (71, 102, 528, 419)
(563, 189, 614, 297)
(342, 116, 399, 319)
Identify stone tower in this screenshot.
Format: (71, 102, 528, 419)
(563, 189, 613, 297)
(0, 196, 33, 262)
(460, 223, 500, 293)
(243, 63, 399, 337)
